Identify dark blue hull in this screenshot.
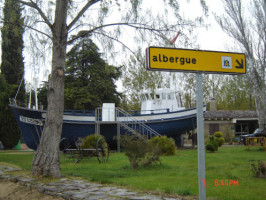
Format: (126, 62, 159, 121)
(9, 104, 198, 150)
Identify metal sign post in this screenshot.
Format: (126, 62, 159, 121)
(196, 73, 206, 200)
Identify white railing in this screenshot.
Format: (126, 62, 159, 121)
(95, 107, 161, 138)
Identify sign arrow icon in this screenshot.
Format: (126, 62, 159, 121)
(235, 59, 244, 69)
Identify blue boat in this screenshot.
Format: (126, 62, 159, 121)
(9, 88, 201, 150)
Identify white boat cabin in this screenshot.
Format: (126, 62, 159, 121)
(140, 88, 184, 114)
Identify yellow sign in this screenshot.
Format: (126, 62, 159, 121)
(146, 47, 246, 74)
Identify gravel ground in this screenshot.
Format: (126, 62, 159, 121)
(0, 180, 63, 200)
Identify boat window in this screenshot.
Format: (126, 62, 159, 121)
(156, 94, 160, 99)
(162, 93, 166, 99)
(168, 93, 174, 100)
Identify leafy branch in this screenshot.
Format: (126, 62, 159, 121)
(67, 22, 176, 44)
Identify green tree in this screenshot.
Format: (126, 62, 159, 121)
(0, 75, 21, 148)
(1, 0, 24, 86)
(217, 75, 255, 110)
(38, 38, 121, 110)
(180, 73, 256, 111)
(0, 0, 24, 148)
(65, 37, 121, 110)
(216, 0, 266, 127)
(181, 73, 196, 108)
(122, 49, 166, 110)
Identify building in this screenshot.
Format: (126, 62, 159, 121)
(204, 99, 258, 141)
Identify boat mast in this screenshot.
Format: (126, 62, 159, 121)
(33, 77, 38, 110)
(28, 89, 31, 109)
(35, 85, 38, 110)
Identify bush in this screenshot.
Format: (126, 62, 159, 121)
(205, 136, 218, 152)
(214, 131, 223, 138)
(81, 134, 106, 149)
(149, 135, 177, 156)
(214, 131, 225, 147)
(121, 135, 161, 169)
(251, 160, 266, 178)
(215, 137, 225, 146)
(81, 134, 108, 157)
(205, 142, 218, 152)
(143, 143, 161, 167)
(223, 126, 235, 143)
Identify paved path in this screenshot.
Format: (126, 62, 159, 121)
(0, 165, 184, 200)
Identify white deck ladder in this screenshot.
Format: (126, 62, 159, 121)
(95, 107, 161, 138)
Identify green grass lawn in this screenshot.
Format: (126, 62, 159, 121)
(0, 146, 265, 200)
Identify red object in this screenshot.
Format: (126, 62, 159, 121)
(170, 31, 181, 44)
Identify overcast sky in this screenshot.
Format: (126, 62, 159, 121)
(185, 0, 235, 52)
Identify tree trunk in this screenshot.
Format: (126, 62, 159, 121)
(250, 66, 266, 129)
(31, 0, 68, 178)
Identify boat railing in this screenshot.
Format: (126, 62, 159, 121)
(116, 107, 161, 138)
(64, 109, 95, 116)
(95, 107, 161, 138)
(9, 98, 44, 110)
(126, 108, 171, 116)
(141, 108, 170, 114)
(9, 98, 24, 107)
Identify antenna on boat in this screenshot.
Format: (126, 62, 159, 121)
(170, 73, 179, 91)
(35, 81, 38, 110)
(33, 77, 39, 110)
(14, 77, 24, 102)
(170, 74, 174, 90)
(28, 88, 32, 109)
(26, 80, 38, 110)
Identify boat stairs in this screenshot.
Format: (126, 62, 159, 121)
(95, 107, 161, 151)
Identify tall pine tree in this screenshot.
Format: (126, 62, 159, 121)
(0, 0, 24, 148)
(64, 36, 121, 110)
(1, 0, 24, 86)
(37, 37, 121, 111)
